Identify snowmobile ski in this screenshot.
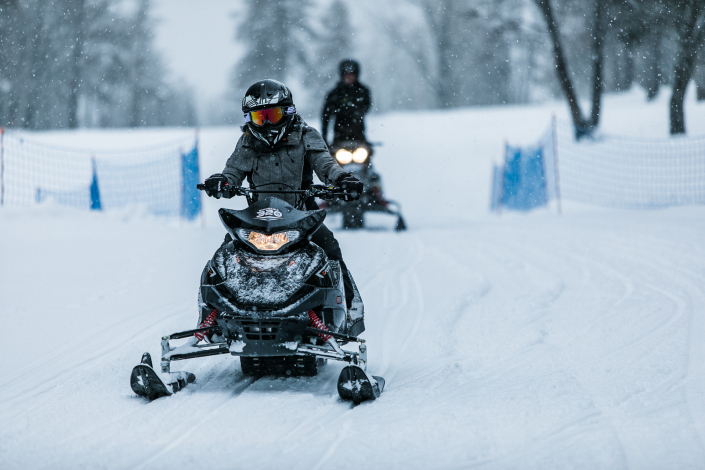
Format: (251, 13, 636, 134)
(337, 365, 385, 404)
(130, 353, 195, 401)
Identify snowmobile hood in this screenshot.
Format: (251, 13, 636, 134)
(218, 197, 326, 236)
(213, 243, 327, 309)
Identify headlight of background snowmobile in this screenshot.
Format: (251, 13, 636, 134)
(335, 149, 353, 164)
(352, 148, 368, 163)
(235, 229, 301, 252)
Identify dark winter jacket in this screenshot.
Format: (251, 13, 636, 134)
(222, 115, 346, 207)
(321, 81, 372, 143)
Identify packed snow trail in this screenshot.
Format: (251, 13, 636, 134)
(2, 93, 705, 469)
(2, 204, 705, 469)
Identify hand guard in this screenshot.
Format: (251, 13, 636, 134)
(203, 173, 231, 199)
(337, 173, 363, 201)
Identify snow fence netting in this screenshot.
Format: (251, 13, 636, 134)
(0, 129, 201, 219)
(492, 119, 705, 211)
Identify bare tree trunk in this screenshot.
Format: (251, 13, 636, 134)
(68, 0, 86, 129)
(534, 0, 585, 130)
(589, 0, 605, 128)
(670, 1, 704, 135)
(421, 0, 456, 108)
(23, 5, 46, 129)
(0, 0, 20, 126)
(645, 31, 662, 100)
(695, 62, 705, 100)
(535, 0, 605, 139)
(436, 13, 455, 108)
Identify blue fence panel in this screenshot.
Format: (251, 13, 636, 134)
(180, 142, 201, 220)
(6, 131, 199, 218)
(492, 145, 548, 212)
(90, 157, 102, 210)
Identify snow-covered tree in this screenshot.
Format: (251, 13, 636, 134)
(0, 0, 196, 129)
(232, 0, 314, 94)
(311, 0, 354, 95)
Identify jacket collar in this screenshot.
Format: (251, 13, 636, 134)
(282, 114, 303, 146)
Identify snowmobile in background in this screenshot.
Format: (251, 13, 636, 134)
(130, 184, 384, 405)
(322, 139, 406, 231)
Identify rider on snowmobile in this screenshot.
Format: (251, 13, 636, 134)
(202, 79, 362, 312)
(321, 59, 372, 146)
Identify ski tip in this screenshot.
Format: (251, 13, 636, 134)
(372, 375, 385, 393)
(130, 363, 172, 401)
(140, 352, 153, 368)
(337, 365, 383, 405)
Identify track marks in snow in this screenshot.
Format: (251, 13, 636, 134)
(3, 209, 705, 470)
(0, 303, 192, 420)
(131, 370, 255, 470)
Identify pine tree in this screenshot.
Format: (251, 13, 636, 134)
(232, 0, 313, 93)
(314, 0, 353, 92)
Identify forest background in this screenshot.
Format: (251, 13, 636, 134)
(1, 0, 704, 133)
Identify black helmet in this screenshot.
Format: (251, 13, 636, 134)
(339, 59, 360, 78)
(242, 79, 296, 147)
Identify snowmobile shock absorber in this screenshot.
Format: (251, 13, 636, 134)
(308, 310, 345, 354)
(308, 310, 331, 341)
(195, 308, 218, 341)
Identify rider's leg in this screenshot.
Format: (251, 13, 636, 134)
(310, 224, 355, 309)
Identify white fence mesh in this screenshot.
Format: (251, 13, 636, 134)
(549, 121, 705, 209)
(0, 130, 194, 216)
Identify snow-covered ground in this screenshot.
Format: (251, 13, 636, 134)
(2, 89, 705, 469)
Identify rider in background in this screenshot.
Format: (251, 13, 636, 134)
(321, 59, 371, 146)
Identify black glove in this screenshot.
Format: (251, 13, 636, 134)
(337, 173, 363, 201)
(203, 173, 231, 199)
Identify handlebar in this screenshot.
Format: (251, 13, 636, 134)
(196, 183, 348, 201)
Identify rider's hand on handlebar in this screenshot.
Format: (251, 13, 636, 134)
(203, 173, 231, 199)
(337, 173, 363, 201)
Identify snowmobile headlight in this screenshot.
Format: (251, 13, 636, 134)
(352, 148, 369, 163)
(236, 229, 301, 252)
(335, 149, 353, 164)
(249, 231, 289, 251)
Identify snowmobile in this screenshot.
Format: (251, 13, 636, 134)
(322, 139, 406, 231)
(130, 184, 384, 405)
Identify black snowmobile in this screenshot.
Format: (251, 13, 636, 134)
(130, 184, 384, 405)
(322, 139, 406, 231)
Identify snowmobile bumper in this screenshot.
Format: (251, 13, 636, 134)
(157, 319, 367, 372)
(220, 315, 311, 357)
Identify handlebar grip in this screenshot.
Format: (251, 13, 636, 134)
(196, 183, 206, 191)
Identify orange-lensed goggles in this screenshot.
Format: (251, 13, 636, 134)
(245, 106, 295, 126)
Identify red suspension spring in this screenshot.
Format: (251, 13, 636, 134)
(195, 308, 218, 341)
(308, 310, 331, 341)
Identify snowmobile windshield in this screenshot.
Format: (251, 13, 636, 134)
(218, 197, 325, 254)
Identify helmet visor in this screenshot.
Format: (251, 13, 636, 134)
(246, 106, 295, 127)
